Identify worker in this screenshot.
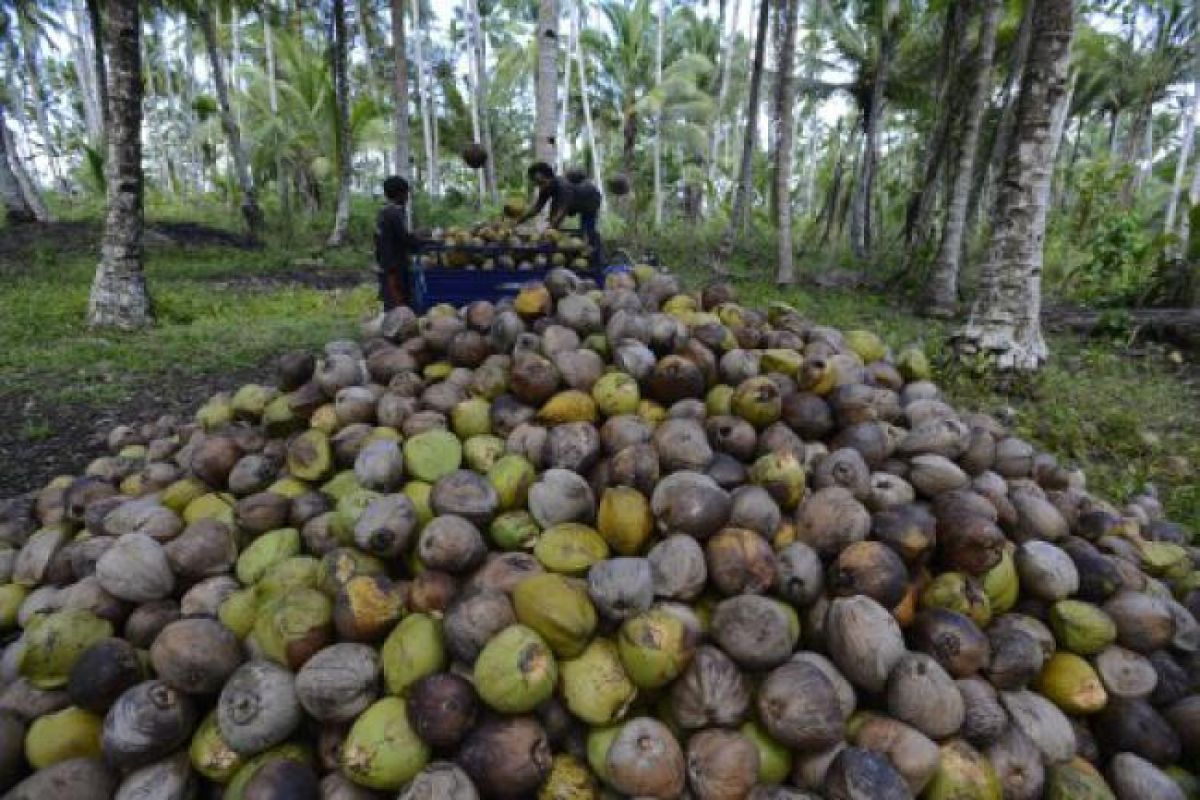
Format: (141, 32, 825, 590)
(517, 162, 605, 267)
(374, 175, 424, 310)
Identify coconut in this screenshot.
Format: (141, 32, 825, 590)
(24, 705, 103, 769)
(986, 627, 1044, 690)
(617, 606, 697, 689)
(1103, 591, 1176, 653)
(123, 599, 181, 649)
(102, 680, 196, 770)
(1000, 689, 1076, 765)
(559, 638, 637, 727)
(711, 595, 799, 670)
(922, 739, 1002, 800)
(339, 697, 429, 791)
(757, 660, 846, 750)
(533, 523, 608, 575)
(910, 610, 990, 678)
(150, 617, 243, 694)
(294, 643, 379, 724)
(3, 757, 117, 800)
(333, 575, 405, 642)
(443, 590, 515, 664)
(67, 638, 143, 714)
(651, 472, 731, 540)
(403, 674, 479, 751)
(512, 573, 597, 658)
(381, 613, 445, 695)
(828, 540, 910, 609)
(827, 596, 907, 693)
(528, 469, 595, 528)
(850, 713, 939, 795)
(458, 716, 552, 800)
(984, 726, 1044, 800)
(706, 527, 777, 595)
(588, 557, 654, 621)
(20, 609, 114, 690)
(603, 717, 685, 798)
(794, 488, 870, 559)
(1094, 698, 1180, 766)
(217, 661, 301, 757)
(886, 653, 965, 739)
(473, 625, 557, 713)
(647, 535, 707, 601)
(685, 729, 759, 800)
(824, 746, 911, 800)
(418, 515, 487, 574)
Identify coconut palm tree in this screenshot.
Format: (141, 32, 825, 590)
(726, 0, 770, 244)
(88, 0, 152, 329)
(775, 0, 802, 287)
(924, 0, 1002, 316)
(955, 0, 1075, 371)
(328, 0, 353, 245)
(392, 0, 411, 178)
(0, 103, 34, 222)
(534, 0, 557, 164)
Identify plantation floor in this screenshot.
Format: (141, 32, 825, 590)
(2, 213, 1198, 529)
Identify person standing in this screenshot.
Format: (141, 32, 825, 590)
(374, 176, 424, 309)
(517, 162, 605, 267)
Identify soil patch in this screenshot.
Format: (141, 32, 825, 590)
(0, 357, 276, 498)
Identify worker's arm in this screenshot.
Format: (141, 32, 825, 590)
(517, 185, 553, 224)
(548, 206, 569, 228)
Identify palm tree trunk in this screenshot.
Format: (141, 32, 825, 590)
(725, 0, 770, 250)
(706, 0, 742, 208)
(903, 0, 970, 248)
(72, 0, 105, 144)
(391, 0, 412, 179)
(774, 0, 801, 286)
(0, 106, 36, 224)
(328, 0, 353, 246)
(535, 0, 559, 165)
(86, 0, 109, 131)
(197, 5, 264, 239)
(955, 0, 1074, 372)
(653, 0, 665, 226)
(357, 0, 385, 99)
(467, 0, 498, 203)
(1178, 135, 1200, 250)
(575, 8, 602, 188)
(264, 7, 289, 215)
(89, 0, 152, 330)
(970, 0, 1035, 233)
(925, 0, 1001, 316)
(849, 0, 897, 260)
(1166, 81, 1199, 242)
(1, 116, 51, 222)
(16, 1, 61, 186)
(231, 8, 243, 133)
(466, 29, 486, 207)
(409, 0, 437, 195)
(558, 12, 575, 171)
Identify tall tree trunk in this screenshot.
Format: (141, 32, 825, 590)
(264, 8, 289, 215)
(1118, 98, 1154, 206)
(535, 0, 559, 165)
(89, 0, 152, 329)
(0, 106, 36, 224)
(706, 0, 743, 207)
(73, 0, 105, 143)
(775, 0, 801, 286)
(903, 0, 970, 248)
(1178, 131, 1200, 250)
(86, 0, 109, 131)
(410, 0, 437, 195)
(391, 0, 411, 179)
(653, 0, 665, 225)
(466, 27, 486, 206)
(558, 10, 575, 171)
(16, 0, 61, 186)
(724, 0, 770, 252)
(1166, 82, 1199, 242)
(328, 0, 353, 246)
(849, 1, 897, 260)
(197, 5, 264, 239)
(970, 0, 1036, 231)
(575, 8, 602, 188)
(955, 0, 1074, 372)
(925, 0, 1001, 316)
(231, 8, 243, 132)
(1, 116, 51, 222)
(357, 0, 385, 99)
(467, 0, 498, 203)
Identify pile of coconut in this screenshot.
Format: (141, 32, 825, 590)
(0, 265, 1197, 800)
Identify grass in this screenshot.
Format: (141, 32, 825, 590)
(2, 202, 1198, 530)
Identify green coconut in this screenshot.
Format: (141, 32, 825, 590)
(262, 394, 301, 437)
(539, 754, 601, 800)
(20, 609, 114, 689)
(749, 451, 807, 510)
(592, 373, 641, 417)
(597, 487, 653, 556)
(982, 548, 1020, 615)
(464, 435, 506, 473)
(452, 398, 493, 439)
(1140, 541, 1191, 579)
(190, 710, 245, 783)
(341, 697, 430, 791)
(197, 394, 234, 430)
(513, 573, 598, 658)
(706, 385, 734, 417)
(184, 493, 236, 526)
(732, 377, 783, 428)
(231, 384, 276, 420)
(332, 488, 383, 541)
(1045, 758, 1117, 800)
(24, 706, 103, 768)
(162, 477, 208, 513)
(0, 584, 28, 631)
(897, 346, 932, 381)
(617, 607, 696, 689)
(404, 430, 464, 483)
(922, 740, 1002, 800)
(760, 349, 803, 377)
(490, 511, 542, 551)
(534, 524, 610, 576)
(219, 588, 259, 639)
(846, 330, 887, 363)
(317, 547, 386, 596)
(404, 481, 435, 527)
(236, 528, 301, 586)
(1035, 652, 1108, 715)
(320, 470, 361, 503)
(256, 557, 321, 605)
(540, 391, 599, 424)
(473, 624, 558, 713)
(740, 720, 793, 785)
(287, 430, 333, 482)
(381, 613, 446, 696)
(488, 455, 537, 512)
(1048, 600, 1117, 656)
(559, 638, 637, 726)
(585, 725, 621, 785)
(254, 588, 333, 671)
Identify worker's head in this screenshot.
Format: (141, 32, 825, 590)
(383, 175, 410, 204)
(527, 161, 555, 190)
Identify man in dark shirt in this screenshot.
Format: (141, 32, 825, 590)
(375, 175, 424, 310)
(517, 162, 604, 267)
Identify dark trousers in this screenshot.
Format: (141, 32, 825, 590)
(580, 210, 605, 268)
(378, 266, 409, 311)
